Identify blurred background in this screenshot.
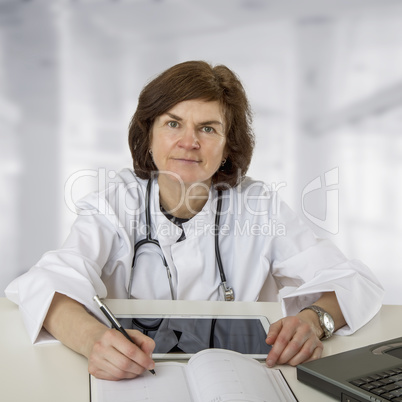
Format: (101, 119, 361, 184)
(1, 0, 402, 304)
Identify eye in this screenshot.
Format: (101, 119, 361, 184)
(202, 126, 215, 133)
(167, 121, 179, 128)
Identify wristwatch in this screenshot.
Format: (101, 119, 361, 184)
(300, 305, 335, 339)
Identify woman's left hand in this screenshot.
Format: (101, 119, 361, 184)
(265, 314, 324, 367)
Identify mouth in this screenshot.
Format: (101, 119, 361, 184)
(172, 158, 201, 164)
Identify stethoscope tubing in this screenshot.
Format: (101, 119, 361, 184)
(214, 193, 226, 284)
(128, 179, 233, 301)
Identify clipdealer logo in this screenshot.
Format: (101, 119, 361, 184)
(301, 167, 339, 234)
(64, 167, 339, 235)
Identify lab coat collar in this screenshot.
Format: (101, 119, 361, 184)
(150, 178, 218, 244)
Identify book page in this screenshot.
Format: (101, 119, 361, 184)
(186, 349, 296, 402)
(91, 362, 194, 402)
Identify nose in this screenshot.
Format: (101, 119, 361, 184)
(178, 126, 200, 149)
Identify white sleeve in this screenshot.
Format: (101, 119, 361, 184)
(5, 196, 124, 344)
(269, 197, 384, 335)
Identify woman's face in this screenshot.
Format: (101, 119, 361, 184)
(150, 99, 227, 188)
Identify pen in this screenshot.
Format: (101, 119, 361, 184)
(93, 295, 156, 375)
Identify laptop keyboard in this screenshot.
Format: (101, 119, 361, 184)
(349, 367, 402, 401)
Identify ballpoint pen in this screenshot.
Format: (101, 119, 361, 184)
(93, 295, 156, 375)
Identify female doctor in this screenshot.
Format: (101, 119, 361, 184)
(6, 61, 383, 381)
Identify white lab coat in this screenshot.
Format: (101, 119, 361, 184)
(6, 169, 384, 343)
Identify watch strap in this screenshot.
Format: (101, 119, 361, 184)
(300, 305, 334, 339)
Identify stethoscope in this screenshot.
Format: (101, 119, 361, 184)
(127, 179, 234, 301)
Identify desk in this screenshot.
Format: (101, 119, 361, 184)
(1, 298, 401, 402)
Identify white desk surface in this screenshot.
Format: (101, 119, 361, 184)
(1, 298, 401, 402)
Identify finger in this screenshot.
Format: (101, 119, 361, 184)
(89, 335, 145, 379)
(287, 340, 323, 367)
(304, 343, 323, 362)
(127, 329, 156, 357)
(89, 353, 154, 381)
(88, 364, 121, 381)
(88, 344, 136, 380)
(113, 330, 156, 372)
(265, 319, 283, 346)
(92, 370, 119, 381)
(89, 349, 143, 380)
(273, 321, 315, 365)
(89, 329, 155, 379)
(272, 313, 325, 366)
(277, 335, 317, 366)
(266, 320, 296, 367)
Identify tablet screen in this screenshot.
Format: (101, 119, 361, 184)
(117, 315, 271, 359)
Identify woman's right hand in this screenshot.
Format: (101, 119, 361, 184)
(87, 327, 156, 380)
(43, 293, 156, 381)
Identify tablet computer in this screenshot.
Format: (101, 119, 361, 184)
(116, 314, 271, 360)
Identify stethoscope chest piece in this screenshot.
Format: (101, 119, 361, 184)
(220, 282, 235, 301)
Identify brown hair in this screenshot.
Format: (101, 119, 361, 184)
(128, 60, 254, 189)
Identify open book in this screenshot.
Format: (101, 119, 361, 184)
(90, 348, 297, 402)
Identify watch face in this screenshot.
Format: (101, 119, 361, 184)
(323, 313, 335, 332)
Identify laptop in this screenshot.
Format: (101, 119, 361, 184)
(297, 337, 402, 401)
